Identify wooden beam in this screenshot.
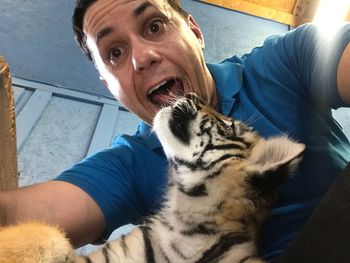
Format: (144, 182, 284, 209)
(292, 0, 310, 17)
(0, 57, 18, 190)
(248, 0, 296, 13)
(200, 0, 313, 27)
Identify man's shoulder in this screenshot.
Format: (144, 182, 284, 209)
(111, 121, 161, 151)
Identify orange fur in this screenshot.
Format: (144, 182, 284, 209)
(0, 222, 74, 263)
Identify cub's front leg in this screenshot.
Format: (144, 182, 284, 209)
(0, 222, 149, 263)
(76, 227, 149, 263)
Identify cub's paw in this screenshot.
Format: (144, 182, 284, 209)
(0, 222, 74, 263)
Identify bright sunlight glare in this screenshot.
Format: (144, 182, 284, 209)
(313, 0, 350, 37)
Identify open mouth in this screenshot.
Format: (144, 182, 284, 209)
(148, 78, 185, 108)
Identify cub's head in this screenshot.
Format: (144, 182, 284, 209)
(153, 94, 304, 206)
(153, 94, 259, 160)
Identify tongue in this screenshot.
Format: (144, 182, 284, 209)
(150, 80, 184, 107)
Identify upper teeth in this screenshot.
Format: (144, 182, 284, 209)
(148, 81, 167, 95)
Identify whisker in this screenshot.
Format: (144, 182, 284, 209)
(244, 113, 262, 127)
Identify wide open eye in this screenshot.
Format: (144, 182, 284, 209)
(147, 19, 164, 35)
(108, 47, 123, 65)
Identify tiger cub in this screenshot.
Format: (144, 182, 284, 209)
(0, 94, 304, 263)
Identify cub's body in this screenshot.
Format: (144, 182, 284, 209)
(0, 95, 304, 262)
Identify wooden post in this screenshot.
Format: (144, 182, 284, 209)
(200, 0, 315, 27)
(0, 56, 18, 190)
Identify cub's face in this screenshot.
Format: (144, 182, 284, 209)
(153, 94, 305, 203)
(153, 94, 259, 162)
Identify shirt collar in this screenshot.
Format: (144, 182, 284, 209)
(138, 60, 244, 150)
(207, 59, 243, 115)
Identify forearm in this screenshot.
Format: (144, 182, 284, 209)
(0, 181, 106, 247)
(0, 185, 50, 226)
(0, 185, 50, 227)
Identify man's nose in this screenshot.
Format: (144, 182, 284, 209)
(131, 39, 161, 72)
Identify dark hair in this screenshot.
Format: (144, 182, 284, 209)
(72, 0, 189, 61)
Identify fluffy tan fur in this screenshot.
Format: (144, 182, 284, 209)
(0, 222, 74, 263)
(0, 96, 304, 263)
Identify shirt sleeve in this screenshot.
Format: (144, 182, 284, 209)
(245, 23, 350, 109)
(54, 136, 168, 239)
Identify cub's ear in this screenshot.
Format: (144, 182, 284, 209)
(246, 136, 305, 193)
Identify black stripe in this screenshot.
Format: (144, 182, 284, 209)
(174, 153, 243, 172)
(207, 143, 244, 151)
(217, 124, 227, 137)
(158, 247, 171, 263)
(159, 215, 175, 231)
(174, 157, 202, 171)
(229, 135, 252, 148)
(207, 164, 229, 179)
(239, 255, 259, 263)
(206, 154, 244, 169)
(102, 243, 110, 263)
(81, 256, 92, 263)
(140, 226, 156, 263)
(178, 183, 207, 197)
(171, 242, 189, 260)
(199, 118, 210, 132)
(199, 142, 244, 160)
(181, 223, 218, 236)
(216, 201, 225, 212)
(208, 168, 222, 179)
(195, 233, 250, 263)
(120, 234, 128, 256)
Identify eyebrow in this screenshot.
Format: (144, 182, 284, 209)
(95, 1, 154, 46)
(96, 27, 113, 46)
(133, 1, 154, 17)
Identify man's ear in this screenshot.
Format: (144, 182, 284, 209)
(187, 15, 205, 49)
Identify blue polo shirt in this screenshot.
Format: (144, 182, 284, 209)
(56, 24, 350, 261)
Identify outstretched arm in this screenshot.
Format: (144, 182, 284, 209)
(0, 181, 105, 248)
(337, 43, 350, 104)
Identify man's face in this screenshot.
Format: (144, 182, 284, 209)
(84, 0, 216, 124)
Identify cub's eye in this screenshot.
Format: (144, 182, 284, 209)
(108, 47, 122, 65)
(227, 121, 235, 132)
(219, 119, 235, 134)
(227, 124, 234, 133)
(147, 19, 163, 35)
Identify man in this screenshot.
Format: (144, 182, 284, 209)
(0, 0, 349, 261)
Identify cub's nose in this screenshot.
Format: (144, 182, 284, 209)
(169, 100, 197, 144)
